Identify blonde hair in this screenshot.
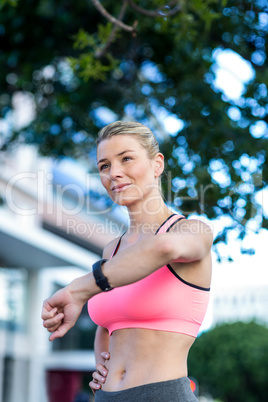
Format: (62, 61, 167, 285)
(96, 121, 160, 159)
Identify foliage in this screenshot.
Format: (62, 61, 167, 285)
(0, 0, 18, 9)
(68, 24, 119, 81)
(188, 321, 268, 402)
(0, 0, 267, 249)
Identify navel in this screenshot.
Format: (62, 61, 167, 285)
(120, 370, 126, 381)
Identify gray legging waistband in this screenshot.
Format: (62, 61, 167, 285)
(94, 376, 198, 401)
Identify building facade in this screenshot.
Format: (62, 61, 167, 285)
(0, 146, 126, 402)
(210, 257, 268, 329)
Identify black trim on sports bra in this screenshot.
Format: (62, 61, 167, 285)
(154, 214, 177, 235)
(166, 216, 211, 292)
(167, 264, 210, 291)
(166, 216, 186, 232)
(111, 232, 126, 258)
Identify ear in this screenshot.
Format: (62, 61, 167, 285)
(154, 153, 165, 178)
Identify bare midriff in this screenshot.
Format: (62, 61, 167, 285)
(101, 327, 195, 392)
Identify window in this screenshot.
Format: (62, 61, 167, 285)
(0, 268, 28, 331)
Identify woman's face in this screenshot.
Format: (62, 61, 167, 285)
(97, 135, 163, 208)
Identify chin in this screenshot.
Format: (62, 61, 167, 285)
(112, 196, 142, 208)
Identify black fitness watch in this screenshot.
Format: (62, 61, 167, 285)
(92, 259, 113, 292)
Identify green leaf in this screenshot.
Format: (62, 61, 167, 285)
(73, 28, 96, 50)
(67, 52, 118, 81)
(97, 22, 113, 44)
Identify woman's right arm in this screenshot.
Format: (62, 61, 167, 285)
(89, 325, 110, 392)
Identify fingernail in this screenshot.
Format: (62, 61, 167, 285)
(102, 370, 107, 376)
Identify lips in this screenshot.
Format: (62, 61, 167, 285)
(111, 183, 131, 192)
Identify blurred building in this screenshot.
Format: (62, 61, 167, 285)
(0, 146, 127, 402)
(210, 258, 268, 328)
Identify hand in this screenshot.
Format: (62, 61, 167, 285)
(89, 352, 110, 394)
(41, 285, 84, 341)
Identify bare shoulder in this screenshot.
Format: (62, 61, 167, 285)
(102, 236, 122, 259)
(170, 217, 212, 233)
(170, 218, 214, 247)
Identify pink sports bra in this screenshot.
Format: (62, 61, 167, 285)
(87, 214, 210, 338)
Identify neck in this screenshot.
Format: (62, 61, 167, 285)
(126, 199, 173, 236)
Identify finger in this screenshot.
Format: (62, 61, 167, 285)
(41, 307, 58, 320)
(96, 364, 108, 377)
(43, 319, 63, 334)
(101, 351, 110, 361)
(92, 371, 106, 384)
(43, 316, 63, 331)
(43, 313, 64, 329)
(46, 321, 62, 333)
(89, 380, 101, 394)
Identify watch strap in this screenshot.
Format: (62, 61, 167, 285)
(92, 259, 113, 292)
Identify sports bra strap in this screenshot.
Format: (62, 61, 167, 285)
(110, 232, 126, 259)
(110, 214, 185, 259)
(156, 214, 185, 234)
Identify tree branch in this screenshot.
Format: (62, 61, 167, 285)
(95, 1, 128, 59)
(92, 0, 181, 59)
(91, 0, 136, 32)
(128, 0, 181, 17)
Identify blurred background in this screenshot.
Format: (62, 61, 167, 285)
(0, 1, 268, 401)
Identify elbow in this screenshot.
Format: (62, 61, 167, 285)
(154, 235, 178, 262)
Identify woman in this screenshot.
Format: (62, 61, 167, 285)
(42, 121, 213, 401)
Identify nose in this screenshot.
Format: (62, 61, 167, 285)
(109, 163, 123, 180)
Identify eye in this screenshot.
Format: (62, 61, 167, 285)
(122, 156, 132, 162)
(99, 163, 109, 171)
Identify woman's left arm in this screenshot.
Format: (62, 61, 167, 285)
(42, 219, 213, 339)
(101, 219, 213, 286)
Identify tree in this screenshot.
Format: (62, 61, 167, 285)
(0, 1, 267, 250)
(188, 321, 268, 402)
